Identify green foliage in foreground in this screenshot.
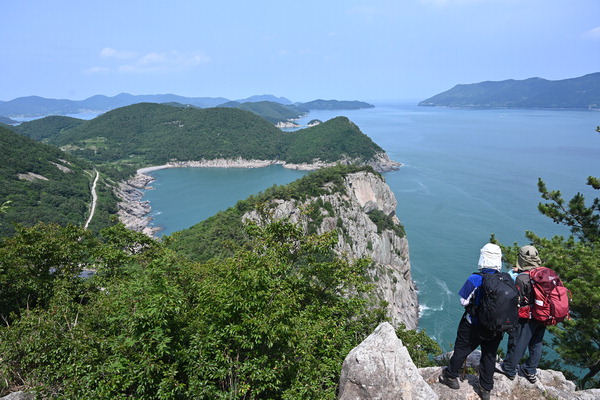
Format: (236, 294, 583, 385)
(499, 176, 600, 389)
(0, 220, 386, 399)
(395, 324, 441, 368)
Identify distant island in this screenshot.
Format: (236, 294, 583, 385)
(419, 72, 600, 110)
(0, 93, 374, 121)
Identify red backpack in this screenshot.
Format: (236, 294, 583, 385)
(529, 266, 571, 325)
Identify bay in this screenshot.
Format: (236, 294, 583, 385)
(142, 102, 600, 350)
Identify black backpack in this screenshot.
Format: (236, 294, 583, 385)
(473, 272, 519, 334)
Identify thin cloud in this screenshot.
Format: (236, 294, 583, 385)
(89, 49, 210, 74)
(83, 66, 110, 74)
(583, 26, 600, 39)
(100, 47, 137, 59)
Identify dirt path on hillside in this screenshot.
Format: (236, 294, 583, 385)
(84, 169, 99, 229)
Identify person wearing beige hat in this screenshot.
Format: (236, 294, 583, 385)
(497, 245, 545, 383)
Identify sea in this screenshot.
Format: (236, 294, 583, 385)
(140, 102, 600, 351)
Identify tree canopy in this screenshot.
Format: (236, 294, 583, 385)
(15, 103, 385, 168)
(0, 219, 385, 399)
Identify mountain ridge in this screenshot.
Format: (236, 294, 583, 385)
(0, 93, 374, 118)
(419, 72, 600, 109)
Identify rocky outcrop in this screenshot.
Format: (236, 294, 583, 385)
(339, 322, 600, 400)
(115, 173, 161, 237)
(0, 392, 35, 400)
(243, 170, 419, 329)
(338, 322, 438, 399)
(420, 364, 600, 400)
(282, 152, 401, 173)
(136, 153, 401, 173)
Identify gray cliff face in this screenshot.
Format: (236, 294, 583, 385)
(244, 170, 419, 330)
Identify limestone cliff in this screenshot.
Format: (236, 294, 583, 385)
(243, 170, 419, 329)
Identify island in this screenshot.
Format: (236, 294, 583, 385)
(419, 72, 600, 110)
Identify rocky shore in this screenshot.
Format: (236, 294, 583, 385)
(116, 154, 402, 237)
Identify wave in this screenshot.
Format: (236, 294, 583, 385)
(419, 302, 444, 318)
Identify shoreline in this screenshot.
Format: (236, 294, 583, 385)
(118, 154, 402, 238)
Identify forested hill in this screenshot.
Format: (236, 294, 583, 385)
(15, 103, 386, 167)
(419, 72, 600, 109)
(217, 100, 308, 123)
(0, 93, 374, 118)
(0, 126, 118, 237)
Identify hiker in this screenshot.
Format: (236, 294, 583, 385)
(439, 243, 516, 400)
(498, 245, 545, 383)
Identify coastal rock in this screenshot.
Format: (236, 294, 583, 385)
(338, 323, 600, 400)
(275, 121, 300, 128)
(281, 152, 401, 173)
(243, 170, 419, 329)
(338, 322, 438, 400)
(115, 174, 160, 237)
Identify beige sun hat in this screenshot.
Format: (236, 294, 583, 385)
(516, 245, 541, 271)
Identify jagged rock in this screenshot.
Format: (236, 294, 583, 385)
(338, 322, 438, 400)
(420, 366, 600, 399)
(243, 170, 419, 329)
(115, 175, 161, 237)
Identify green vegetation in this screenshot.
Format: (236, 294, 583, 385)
(0, 219, 384, 399)
(0, 126, 118, 237)
(38, 103, 286, 165)
(283, 117, 383, 164)
(419, 72, 600, 109)
(367, 209, 405, 238)
(14, 115, 85, 141)
(395, 324, 441, 368)
(15, 103, 385, 169)
(499, 175, 600, 389)
(218, 101, 308, 124)
(0, 116, 17, 125)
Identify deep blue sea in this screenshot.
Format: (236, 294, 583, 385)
(142, 102, 600, 350)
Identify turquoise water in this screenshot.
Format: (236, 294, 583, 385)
(142, 103, 600, 350)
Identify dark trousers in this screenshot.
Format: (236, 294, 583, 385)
(446, 314, 503, 391)
(503, 318, 546, 376)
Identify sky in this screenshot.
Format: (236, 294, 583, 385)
(2, 0, 600, 103)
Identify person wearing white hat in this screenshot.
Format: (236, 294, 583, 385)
(439, 243, 504, 400)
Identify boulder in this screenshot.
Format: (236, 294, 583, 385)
(338, 322, 438, 400)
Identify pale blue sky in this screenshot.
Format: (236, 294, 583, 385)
(2, 0, 599, 102)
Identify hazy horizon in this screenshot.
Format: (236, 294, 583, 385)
(3, 1, 600, 102)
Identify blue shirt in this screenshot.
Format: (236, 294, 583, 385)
(459, 268, 498, 324)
